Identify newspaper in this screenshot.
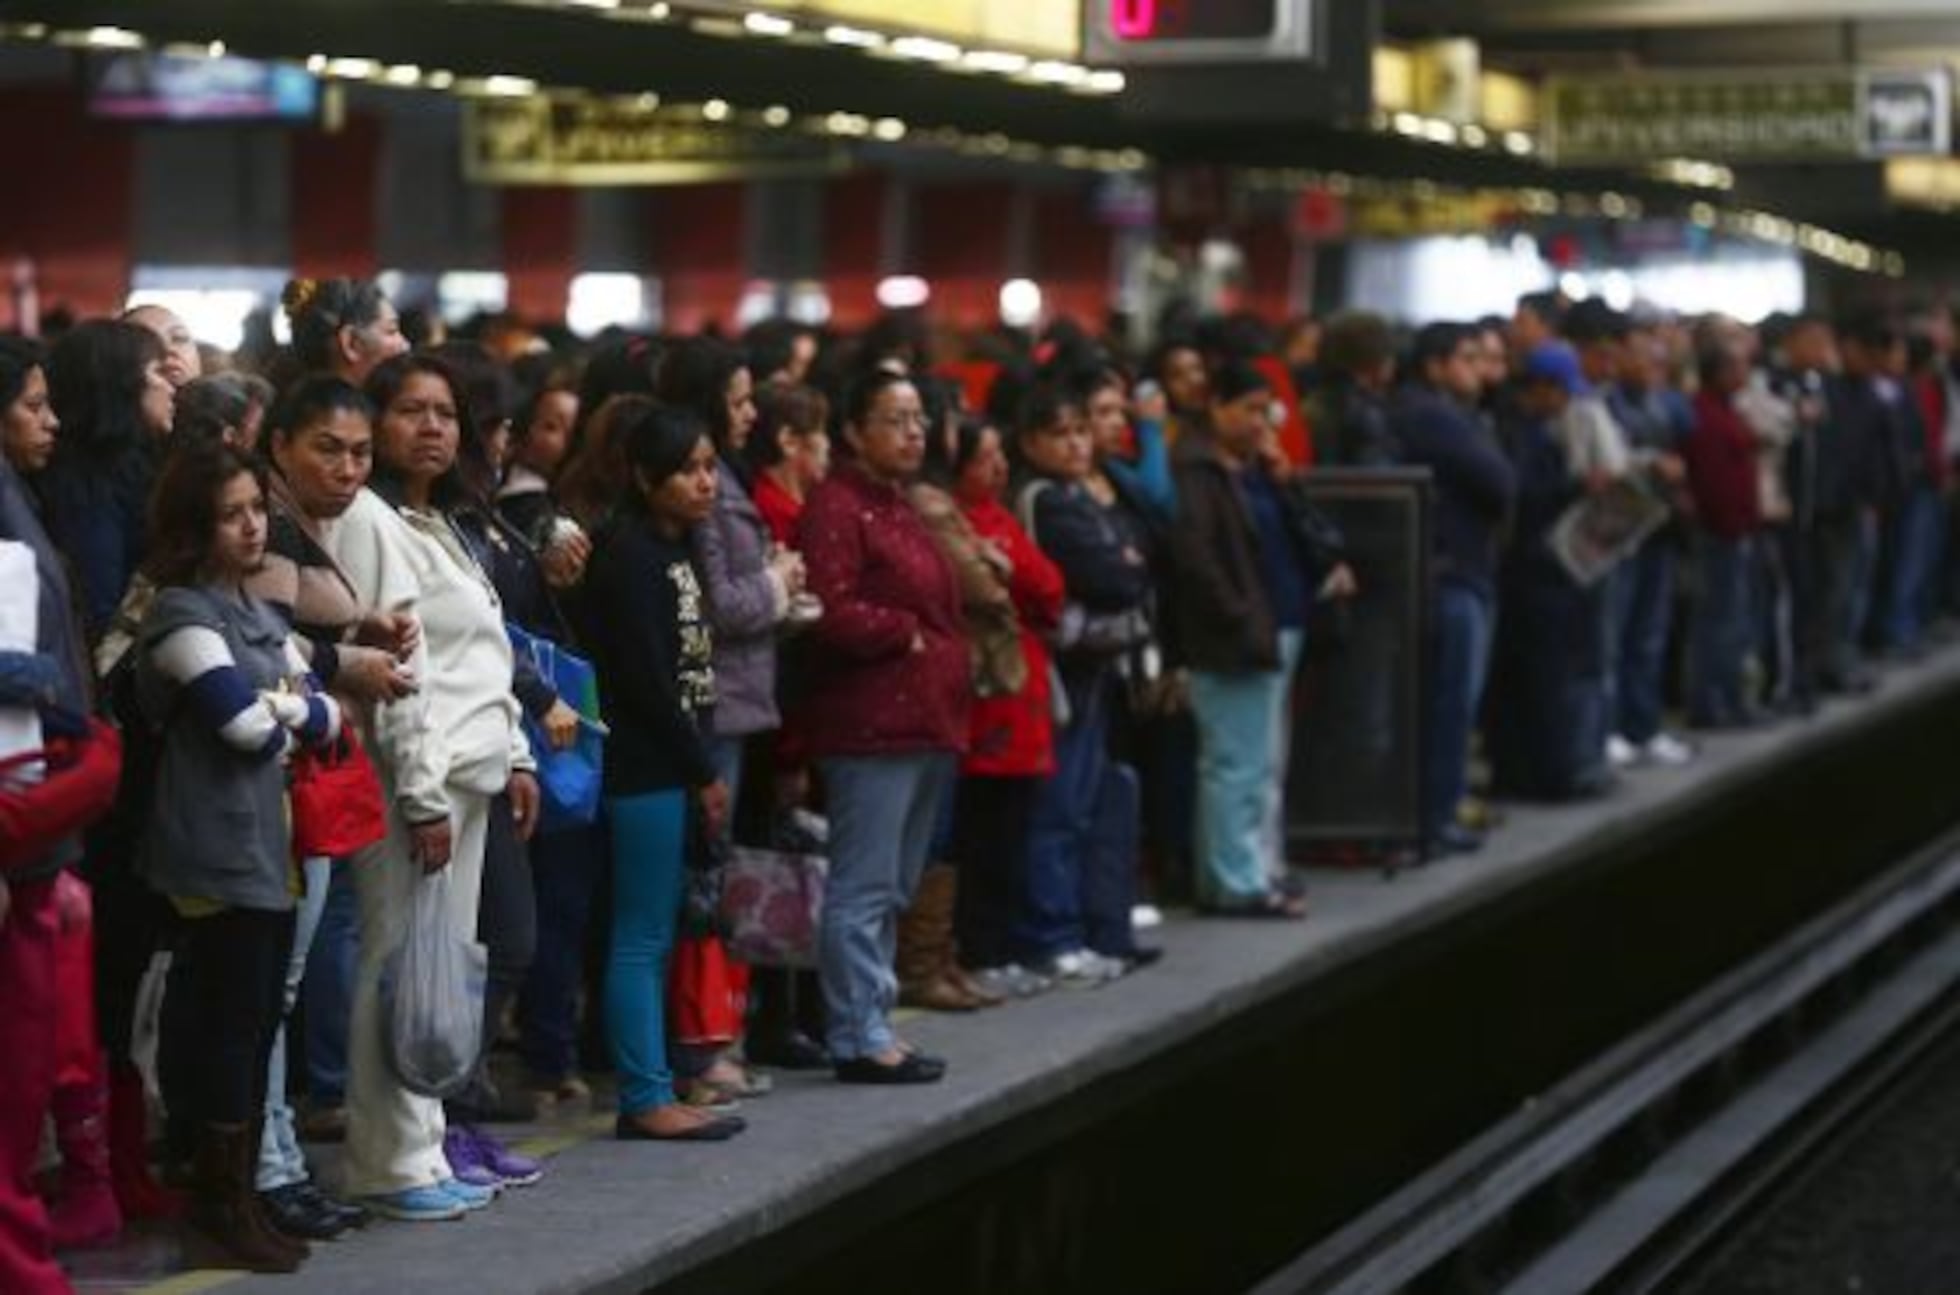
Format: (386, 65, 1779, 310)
(1548, 477, 1670, 587)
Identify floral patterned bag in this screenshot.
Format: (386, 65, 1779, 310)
(718, 845, 828, 970)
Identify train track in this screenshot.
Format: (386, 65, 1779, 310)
(1249, 827, 1960, 1295)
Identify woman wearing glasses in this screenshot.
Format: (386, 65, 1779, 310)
(796, 371, 969, 1084)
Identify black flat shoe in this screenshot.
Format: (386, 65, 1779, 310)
(746, 1029, 830, 1071)
(260, 1183, 350, 1241)
(834, 1053, 946, 1085)
(614, 1112, 747, 1141)
(294, 1181, 369, 1232)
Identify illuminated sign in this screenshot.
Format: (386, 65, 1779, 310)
(462, 99, 843, 186)
(711, 1, 1082, 58)
(1084, 0, 1313, 64)
(1546, 67, 1953, 163)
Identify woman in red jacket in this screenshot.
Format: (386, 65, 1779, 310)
(1685, 338, 1764, 728)
(946, 417, 1065, 997)
(796, 371, 969, 1084)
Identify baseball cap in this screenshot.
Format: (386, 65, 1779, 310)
(1522, 341, 1591, 397)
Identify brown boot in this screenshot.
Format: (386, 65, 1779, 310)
(945, 963, 1006, 1008)
(897, 865, 985, 1012)
(185, 1124, 305, 1273)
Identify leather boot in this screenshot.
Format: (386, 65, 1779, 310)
(47, 1065, 123, 1249)
(897, 865, 984, 1012)
(108, 1063, 182, 1219)
(185, 1123, 304, 1273)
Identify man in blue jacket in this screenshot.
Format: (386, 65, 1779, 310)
(1391, 324, 1518, 858)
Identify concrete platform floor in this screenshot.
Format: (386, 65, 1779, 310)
(62, 645, 1960, 1295)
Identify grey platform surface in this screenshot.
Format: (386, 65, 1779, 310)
(139, 650, 1960, 1295)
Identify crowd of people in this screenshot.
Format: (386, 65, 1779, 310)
(1, 270, 1953, 1289)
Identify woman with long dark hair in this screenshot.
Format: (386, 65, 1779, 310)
(39, 319, 181, 1226)
(0, 335, 109, 1292)
(660, 338, 803, 1099)
(136, 442, 342, 1272)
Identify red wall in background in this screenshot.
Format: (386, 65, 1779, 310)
(913, 180, 1015, 330)
(291, 115, 381, 282)
(1031, 188, 1113, 328)
(1239, 217, 1295, 325)
(652, 182, 745, 334)
(0, 88, 133, 324)
(501, 186, 578, 324)
(824, 171, 887, 332)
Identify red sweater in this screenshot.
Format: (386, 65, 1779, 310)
(958, 494, 1065, 779)
(796, 463, 970, 757)
(753, 472, 804, 547)
(1686, 389, 1763, 539)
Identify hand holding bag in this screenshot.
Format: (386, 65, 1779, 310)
(719, 845, 828, 969)
(379, 869, 488, 1098)
(289, 725, 386, 860)
(508, 625, 604, 831)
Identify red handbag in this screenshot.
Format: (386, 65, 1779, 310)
(0, 717, 123, 873)
(667, 934, 751, 1047)
(290, 725, 388, 860)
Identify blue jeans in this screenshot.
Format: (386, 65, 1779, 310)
(1019, 672, 1140, 960)
(301, 857, 359, 1108)
(1691, 536, 1755, 723)
(1261, 629, 1306, 878)
(1424, 584, 1494, 841)
(517, 819, 607, 1085)
(605, 791, 689, 1116)
(817, 753, 957, 1061)
(256, 855, 332, 1191)
(1190, 649, 1294, 905)
(1883, 486, 1943, 651)
(1611, 541, 1676, 744)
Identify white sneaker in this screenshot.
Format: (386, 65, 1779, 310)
(1042, 950, 1125, 988)
(969, 963, 1051, 998)
(1642, 732, 1696, 767)
(1131, 904, 1164, 931)
(1606, 734, 1640, 769)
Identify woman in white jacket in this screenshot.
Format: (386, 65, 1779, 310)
(323, 354, 538, 1223)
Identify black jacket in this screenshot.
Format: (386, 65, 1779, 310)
(576, 509, 718, 794)
(1169, 436, 1279, 674)
(1390, 385, 1517, 599)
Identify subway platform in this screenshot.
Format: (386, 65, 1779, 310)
(67, 644, 1960, 1295)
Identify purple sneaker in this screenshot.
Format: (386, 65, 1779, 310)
(442, 1126, 503, 1193)
(465, 1126, 543, 1188)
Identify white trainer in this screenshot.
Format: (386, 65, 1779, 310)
(1643, 732, 1696, 767)
(1606, 734, 1640, 769)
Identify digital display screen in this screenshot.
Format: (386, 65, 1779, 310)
(1109, 0, 1277, 41)
(89, 53, 320, 123)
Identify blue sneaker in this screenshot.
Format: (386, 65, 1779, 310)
(361, 1184, 466, 1222)
(436, 1177, 496, 1212)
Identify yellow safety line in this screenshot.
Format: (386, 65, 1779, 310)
(129, 1271, 244, 1295)
(511, 1112, 615, 1159)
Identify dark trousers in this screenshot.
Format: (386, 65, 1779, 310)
(1611, 541, 1676, 744)
(1018, 672, 1140, 961)
(160, 906, 294, 1128)
(1423, 583, 1493, 841)
(90, 861, 170, 1063)
(456, 793, 535, 1111)
(952, 774, 1039, 970)
(0, 878, 66, 1294)
(518, 820, 607, 1084)
(302, 859, 359, 1107)
(1797, 513, 1863, 694)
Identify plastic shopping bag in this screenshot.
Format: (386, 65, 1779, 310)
(379, 869, 487, 1098)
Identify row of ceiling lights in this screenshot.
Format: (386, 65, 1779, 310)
(0, 20, 1151, 176)
(487, 0, 1127, 95)
(1241, 167, 1901, 276)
